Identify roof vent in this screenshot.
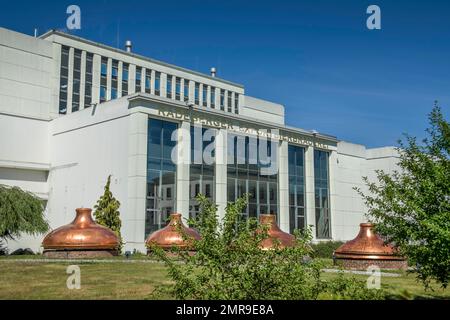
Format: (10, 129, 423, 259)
(125, 40, 132, 53)
(210, 67, 217, 77)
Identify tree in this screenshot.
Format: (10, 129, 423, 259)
(149, 194, 385, 300)
(0, 185, 49, 247)
(93, 175, 123, 252)
(357, 102, 450, 288)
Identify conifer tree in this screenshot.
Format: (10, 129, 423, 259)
(93, 175, 123, 253)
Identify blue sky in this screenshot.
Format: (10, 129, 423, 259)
(1, 0, 449, 147)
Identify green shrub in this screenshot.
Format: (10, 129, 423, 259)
(150, 194, 386, 300)
(310, 241, 344, 259)
(93, 175, 123, 253)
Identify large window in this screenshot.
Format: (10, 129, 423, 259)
(155, 72, 161, 96)
(183, 80, 189, 102)
(111, 60, 118, 99)
(227, 134, 278, 219)
(210, 87, 216, 108)
(194, 82, 200, 105)
(100, 57, 107, 103)
(289, 145, 306, 233)
(314, 150, 331, 239)
(234, 93, 239, 114)
(227, 92, 232, 112)
(220, 89, 225, 111)
(84, 52, 93, 107)
(145, 119, 177, 237)
(189, 126, 216, 220)
(145, 69, 151, 94)
(122, 63, 129, 97)
(59, 46, 69, 114)
(167, 75, 173, 99)
(72, 49, 81, 112)
(135, 67, 142, 93)
(202, 85, 208, 107)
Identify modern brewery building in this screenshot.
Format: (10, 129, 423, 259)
(0, 27, 400, 253)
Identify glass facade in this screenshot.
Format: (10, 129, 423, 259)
(84, 53, 93, 107)
(135, 67, 142, 92)
(210, 87, 216, 108)
(145, 119, 177, 237)
(100, 57, 107, 103)
(122, 63, 129, 97)
(111, 60, 118, 99)
(194, 83, 200, 105)
(145, 69, 151, 94)
(288, 145, 306, 233)
(189, 126, 216, 220)
(314, 150, 331, 239)
(227, 134, 278, 219)
(71, 49, 81, 112)
(167, 75, 173, 99)
(202, 85, 208, 107)
(59, 46, 69, 114)
(227, 92, 232, 113)
(155, 72, 161, 96)
(183, 80, 189, 102)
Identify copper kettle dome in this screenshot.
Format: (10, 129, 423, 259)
(145, 213, 201, 250)
(42, 208, 120, 250)
(334, 223, 403, 260)
(259, 214, 295, 250)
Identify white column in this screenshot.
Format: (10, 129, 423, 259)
(224, 89, 229, 111)
(126, 112, 148, 252)
(50, 43, 62, 118)
(91, 54, 101, 105)
(79, 50, 86, 109)
(67, 47, 74, 114)
(237, 93, 244, 114)
(129, 64, 136, 94)
(188, 80, 195, 103)
(160, 73, 167, 97)
(141, 68, 146, 93)
(106, 58, 112, 101)
(305, 146, 316, 240)
(214, 87, 220, 109)
(199, 84, 204, 106)
(215, 128, 228, 222)
(328, 150, 338, 240)
(278, 140, 289, 233)
(176, 121, 191, 222)
(150, 69, 155, 95)
(171, 75, 176, 98)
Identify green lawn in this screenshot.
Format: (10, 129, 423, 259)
(0, 256, 449, 300)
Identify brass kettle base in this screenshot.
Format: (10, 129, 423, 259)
(43, 249, 119, 259)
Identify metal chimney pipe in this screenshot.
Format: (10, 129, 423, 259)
(210, 67, 216, 77)
(125, 40, 132, 53)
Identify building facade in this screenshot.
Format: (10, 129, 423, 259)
(0, 27, 400, 253)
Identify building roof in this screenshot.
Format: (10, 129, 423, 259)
(39, 29, 244, 89)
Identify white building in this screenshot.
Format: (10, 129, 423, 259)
(0, 27, 399, 253)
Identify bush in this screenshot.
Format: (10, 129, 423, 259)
(325, 272, 386, 300)
(310, 241, 344, 259)
(150, 194, 386, 300)
(93, 175, 123, 253)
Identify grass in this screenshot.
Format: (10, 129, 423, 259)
(0, 256, 449, 300)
